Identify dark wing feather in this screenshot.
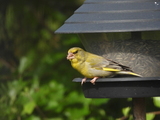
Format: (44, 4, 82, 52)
(105, 58, 133, 72)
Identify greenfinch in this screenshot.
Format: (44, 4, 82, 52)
(67, 47, 141, 85)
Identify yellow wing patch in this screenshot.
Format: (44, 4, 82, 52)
(103, 67, 120, 72)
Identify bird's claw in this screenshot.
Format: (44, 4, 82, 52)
(90, 77, 99, 85)
(81, 78, 87, 85)
(90, 80, 96, 85)
(81, 77, 99, 85)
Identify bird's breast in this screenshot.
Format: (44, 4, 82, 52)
(71, 61, 113, 78)
(79, 62, 109, 78)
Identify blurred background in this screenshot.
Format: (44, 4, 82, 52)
(0, 0, 160, 120)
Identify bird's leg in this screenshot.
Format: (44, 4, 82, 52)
(90, 77, 99, 85)
(81, 77, 87, 85)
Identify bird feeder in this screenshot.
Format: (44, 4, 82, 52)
(55, 0, 160, 119)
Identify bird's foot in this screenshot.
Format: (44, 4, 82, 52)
(90, 77, 99, 85)
(81, 78, 87, 85)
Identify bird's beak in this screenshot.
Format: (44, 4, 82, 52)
(67, 53, 75, 60)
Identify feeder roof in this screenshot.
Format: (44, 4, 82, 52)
(55, 0, 160, 33)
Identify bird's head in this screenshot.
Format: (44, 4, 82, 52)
(67, 47, 85, 62)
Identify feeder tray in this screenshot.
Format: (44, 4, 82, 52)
(73, 77, 160, 98)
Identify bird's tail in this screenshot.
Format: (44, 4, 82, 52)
(103, 67, 142, 77)
(117, 71, 142, 77)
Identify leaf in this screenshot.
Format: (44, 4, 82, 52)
(18, 57, 29, 74)
(45, 118, 63, 120)
(153, 97, 160, 107)
(91, 98, 110, 106)
(146, 113, 155, 120)
(22, 101, 36, 115)
(65, 107, 89, 119)
(26, 115, 41, 120)
(122, 107, 131, 116)
(88, 117, 96, 120)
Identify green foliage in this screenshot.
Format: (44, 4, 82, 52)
(0, 0, 114, 119)
(153, 97, 160, 108)
(0, 78, 111, 120)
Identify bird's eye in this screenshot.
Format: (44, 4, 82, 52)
(73, 50, 78, 54)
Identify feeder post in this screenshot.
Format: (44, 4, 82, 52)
(132, 98, 146, 120)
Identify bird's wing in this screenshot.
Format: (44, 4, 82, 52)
(86, 53, 122, 71)
(85, 52, 134, 72)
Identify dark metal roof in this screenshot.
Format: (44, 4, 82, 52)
(55, 0, 160, 33)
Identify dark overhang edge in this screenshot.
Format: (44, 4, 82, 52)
(73, 77, 160, 82)
(84, 0, 158, 4)
(55, 28, 160, 34)
(65, 19, 160, 24)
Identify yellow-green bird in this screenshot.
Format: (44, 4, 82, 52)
(67, 47, 142, 85)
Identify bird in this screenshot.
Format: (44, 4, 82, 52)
(67, 47, 142, 85)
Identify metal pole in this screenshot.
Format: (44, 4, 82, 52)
(132, 98, 146, 120)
